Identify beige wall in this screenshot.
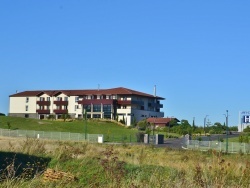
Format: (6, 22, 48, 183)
(9, 96, 37, 113)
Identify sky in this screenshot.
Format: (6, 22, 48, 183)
(1, 1, 250, 127)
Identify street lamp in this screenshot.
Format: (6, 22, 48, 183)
(168, 116, 174, 138)
(83, 108, 87, 140)
(224, 110, 229, 153)
(204, 115, 209, 135)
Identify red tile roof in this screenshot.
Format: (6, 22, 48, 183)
(9, 87, 165, 99)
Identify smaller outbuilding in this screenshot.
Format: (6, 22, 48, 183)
(147, 117, 180, 128)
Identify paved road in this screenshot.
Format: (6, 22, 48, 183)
(157, 132, 240, 149)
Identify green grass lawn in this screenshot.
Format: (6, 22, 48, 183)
(0, 116, 138, 136)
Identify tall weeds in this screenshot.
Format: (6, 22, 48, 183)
(0, 138, 250, 187)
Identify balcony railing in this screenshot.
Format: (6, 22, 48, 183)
(117, 100, 144, 105)
(36, 109, 50, 114)
(54, 101, 68, 105)
(149, 103, 163, 108)
(37, 101, 51, 106)
(78, 99, 116, 105)
(54, 109, 68, 114)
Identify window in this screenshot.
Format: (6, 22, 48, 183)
(93, 104, 101, 112)
(25, 114, 29, 118)
(83, 105, 91, 112)
(75, 105, 78, 111)
(75, 97, 79, 102)
(57, 97, 62, 101)
(64, 97, 68, 101)
(25, 105, 28, 111)
(40, 97, 44, 101)
(47, 97, 50, 101)
(26, 97, 29, 103)
(103, 105, 111, 119)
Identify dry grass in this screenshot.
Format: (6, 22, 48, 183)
(0, 137, 250, 187)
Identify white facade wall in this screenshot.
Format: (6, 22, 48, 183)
(9, 96, 37, 113)
(117, 108, 132, 126)
(67, 95, 77, 118)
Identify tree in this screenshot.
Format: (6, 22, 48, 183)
(243, 126, 250, 133)
(62, 113, 71, 122)
(131, 117, 137, 128)
(171, 119, 192, 135)
(229, 126, 238, 131)
(137, 119, 148, 131)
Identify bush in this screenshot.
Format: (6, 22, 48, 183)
(243, 126, 250, 133)
(0, 113, 6, 116)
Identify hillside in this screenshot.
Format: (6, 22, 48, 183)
(0, 116, 137, 136)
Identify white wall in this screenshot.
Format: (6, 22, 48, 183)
(9, 96, 36, 113)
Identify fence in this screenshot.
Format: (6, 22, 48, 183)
(187, 140, 250, 154)
(0, 128, 139, 143)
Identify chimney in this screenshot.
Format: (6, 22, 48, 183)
(154, 85, 156, 97)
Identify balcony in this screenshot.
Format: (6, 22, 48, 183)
(36, 109, 50, 114)
(37, 101, 51, 106)
(54, 109, 68, 114)
(78, 99, 116, 105)
(149, 103, 163, 108)
(54, 101, 68, 105)
(117, 100, 144, 105)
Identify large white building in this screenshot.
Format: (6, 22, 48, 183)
(9, 87, 164, 126)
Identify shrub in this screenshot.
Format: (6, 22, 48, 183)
(243, 126, 250, 133)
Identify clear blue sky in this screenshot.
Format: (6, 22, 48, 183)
(1, 1, 250, 127)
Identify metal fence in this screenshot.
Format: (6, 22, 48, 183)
(0, 128, 139, 143)
(187, 140, 250, 153)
